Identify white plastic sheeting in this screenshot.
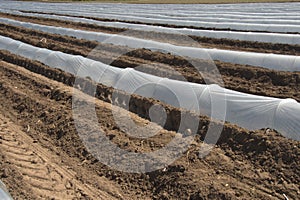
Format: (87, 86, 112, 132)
(36, 10, 300, 25)
(2, 11, 300, 45)
(3, 2, 300, 22)
(0, 181, 13, 200)
(3, 9, 300, 34)
(0, 35, 299, 141)
(52, 11, 300, 25)
(2, 2, 300, 33)
(17, 10, 300, 26)
(0, 17, 299, 72)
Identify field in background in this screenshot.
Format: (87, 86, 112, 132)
(21, 0, 300, 4)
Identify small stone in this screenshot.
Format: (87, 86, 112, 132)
(65, 181, 73, 189)
(1, 168, 9, 178)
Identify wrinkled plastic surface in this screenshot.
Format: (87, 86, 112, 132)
(0, 181, 13, 200)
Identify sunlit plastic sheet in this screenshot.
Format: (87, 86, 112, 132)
(0, 181, 13, 200)
(0, 35, 299, 141)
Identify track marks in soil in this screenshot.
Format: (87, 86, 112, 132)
(0, 113, 118, 199)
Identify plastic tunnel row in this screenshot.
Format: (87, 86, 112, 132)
(0, 35, 299, 141)
(0, 181, 13, 200)
(41, 7, 300, 24)
(19, 9, 300, 25)
(3, 9, 300, 34)
(22, 9, 300, 20)
(51, 7, 300, 24)
(5, 2, 300, 19)
(1, 17, 300, 72)
(3, 11, 300, 45)
(21, 8, 300, 20)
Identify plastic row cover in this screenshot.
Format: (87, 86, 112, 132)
(19, 8, 300, 20)
(21, 8, 300, 20)
(3, 1, 300, 16)
(1, 17, 299, 72)
(4, 9, 300, 34)
(64, 12, 300, 26)
(0, 35, 299, 141)
(0, 181, 13, 200)
(38, 5, 300, 23)
(22, 9, 300, 25)
(2, 12, 300, 45)
(4, 2, 300, 22)
(49, 7, 300, 24)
